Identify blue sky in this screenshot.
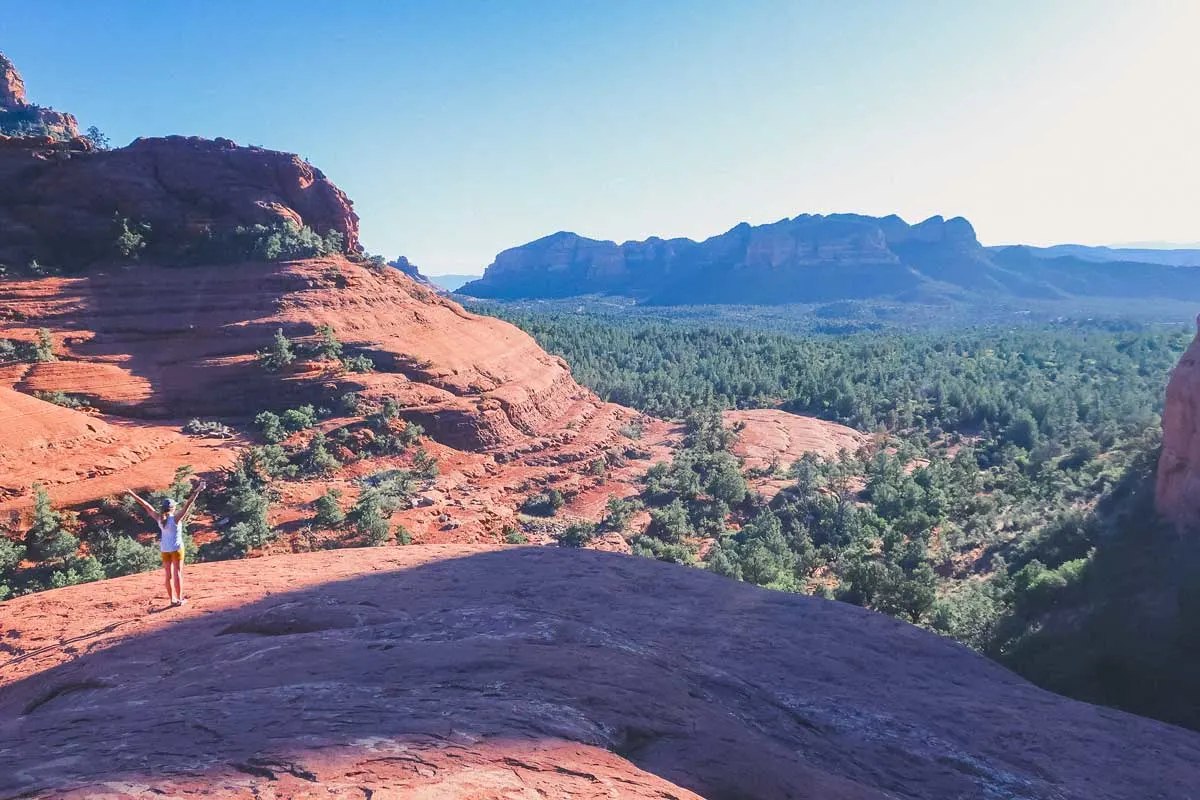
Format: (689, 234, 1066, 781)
(5, 1, 1197, 273)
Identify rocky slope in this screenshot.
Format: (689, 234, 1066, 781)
(3, 546, 1199, 799)
(0, 52, 78, 141)
(388, 255, 438, 289)
(461, 214, 1200, 306)
(1156, 314, 1200, 529)
(0, 259, 574, 438)
(0, 257, 675, 542)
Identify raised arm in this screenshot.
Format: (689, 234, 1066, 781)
(176, 480, 207, 522)
(125, 489, 160, 522)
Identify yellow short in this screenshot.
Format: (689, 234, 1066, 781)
(160, 550, 183, 564)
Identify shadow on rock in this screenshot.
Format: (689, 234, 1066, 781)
(2, 547, 1199, 799)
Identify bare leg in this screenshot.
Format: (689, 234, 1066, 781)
(162, 559, 176, 604)
(173, 561, 184, 603)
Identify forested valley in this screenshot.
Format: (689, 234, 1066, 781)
(482, 306, 1200, 730)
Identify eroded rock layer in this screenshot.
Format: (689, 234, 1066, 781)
(0, 259, 605, 445)
(0, 258, 673, 539)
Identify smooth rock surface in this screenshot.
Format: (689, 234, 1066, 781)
(2, 546, 1198, 799)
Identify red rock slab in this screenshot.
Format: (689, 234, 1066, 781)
(725, 408, 866, 472)
(2, 546, 1197, 799)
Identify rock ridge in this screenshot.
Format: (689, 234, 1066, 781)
(461, 213, 1200, 306)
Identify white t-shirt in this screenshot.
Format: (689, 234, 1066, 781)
(158, 515, 184, 553)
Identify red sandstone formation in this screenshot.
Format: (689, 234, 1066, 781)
(0, 52, 27, 106)
(0, 135, 360, 269)
(725, 408, 866, 468)
(725, 408, 869, 497)
(0, 258, 640, 451)
(1156, 314, 1200, 529)
(0, 53, 354, 269)
(0, 258, 677, 541)
(2, 545, 1198, 799)
(0, 52, 78, 141)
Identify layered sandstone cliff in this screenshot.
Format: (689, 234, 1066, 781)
(0, 52, 28, 106)
(1156, 315, 1200, 529)
(0, 259, 585, 446)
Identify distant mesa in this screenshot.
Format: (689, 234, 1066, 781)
(461, 214, 1200, 306)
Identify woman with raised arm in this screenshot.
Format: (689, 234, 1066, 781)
(126, 479, 206, 607)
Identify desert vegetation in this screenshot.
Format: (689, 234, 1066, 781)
(485, 307, 1198, 728)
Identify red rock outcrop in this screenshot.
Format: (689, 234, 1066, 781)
(2, 545, 1198, 799)
(0, 53, 354, 268)
(0, 52, 79, 141)
(0, 134, 359, 269)
(0, 52, 27, 106)
(1, 259, 591, 444)
(725, 408, 866, 470)
(725, 408, 869, 497)
(1156, 314, 1200, 529)
(0, 381, 243, 508)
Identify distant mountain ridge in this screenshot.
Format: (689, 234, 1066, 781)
(993, 244, 1200, 267)
(429, 273, 482, 292)
(461, 214, 1200, 306)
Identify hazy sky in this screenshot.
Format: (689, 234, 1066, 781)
(5, 1, 1198, 273)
